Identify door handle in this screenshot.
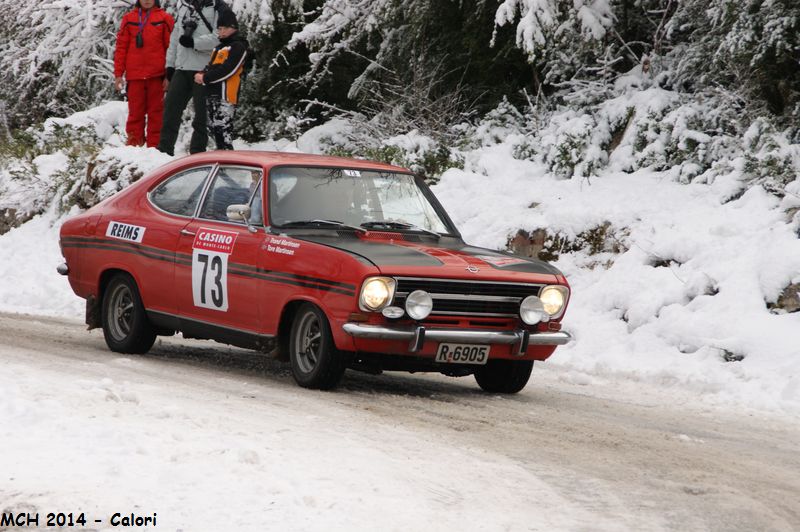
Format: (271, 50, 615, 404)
(180, 229, 196, 236)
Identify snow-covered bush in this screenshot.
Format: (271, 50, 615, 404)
(323, 123, 464, 181)
(0, 101, 173, 230)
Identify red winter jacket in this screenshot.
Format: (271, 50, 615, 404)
(113, 7, 174, 80)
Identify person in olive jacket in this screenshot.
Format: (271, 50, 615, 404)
(194, 9, 248, 151)
(113, 0, 174, 147)
(157, 0, 221, 156)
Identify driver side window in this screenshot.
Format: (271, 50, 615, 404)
(199, 166, 262, 222)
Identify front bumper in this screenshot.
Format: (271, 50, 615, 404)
(342, 323, 572, 357)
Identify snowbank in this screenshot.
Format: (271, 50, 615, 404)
(435, 150, 800, 412)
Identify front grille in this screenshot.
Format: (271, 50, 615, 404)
(394, 277, 542, 317)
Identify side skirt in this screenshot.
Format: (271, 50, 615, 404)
(147, 310, 277, 354)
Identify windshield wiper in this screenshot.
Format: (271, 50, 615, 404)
(282, 219, 366, 233)
(360, 220, 441, 238)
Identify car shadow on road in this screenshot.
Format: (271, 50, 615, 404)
(142, 335, 533, 401)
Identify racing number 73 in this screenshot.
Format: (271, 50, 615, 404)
(192, 250, 229, 311)
(197, 254, 223, 307)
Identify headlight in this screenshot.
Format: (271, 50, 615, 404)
(520, 295, 545, 325)
(405, 290, 433, 320)
(540, 285, 568, 317)
(359, 277, 396, 311)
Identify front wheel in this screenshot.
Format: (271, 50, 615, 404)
(474, 360, 533, 394)
(101, 273, 156, 354)
(289, 303, 347, 390)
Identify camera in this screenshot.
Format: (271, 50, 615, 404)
(182, 18, 198, 38)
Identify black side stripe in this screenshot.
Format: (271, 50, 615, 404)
(62, 242, 190, 267)
(258, 270, 356, 290)
(62, 236, 177, 260)
(201, 256, 355, 290)
(61, 237, 356, 296)
(227, 266, 355, 296)
(63, 236, 355, 290)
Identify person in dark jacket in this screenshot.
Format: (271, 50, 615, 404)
(113, 0, 174, 147)
(193, 8, 248, 151)
(158, 0, 221, 155)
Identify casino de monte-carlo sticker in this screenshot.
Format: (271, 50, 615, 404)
(105, 221, 145, 243)
(191, 227, 239, 312)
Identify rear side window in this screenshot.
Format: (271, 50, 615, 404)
(150, 166, 211, 216)
(199, 166, 262, 222)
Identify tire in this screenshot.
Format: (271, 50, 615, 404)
(289, 303, 346, 390)
(474, 360, 533, 394)
(101, 273, 156, 354)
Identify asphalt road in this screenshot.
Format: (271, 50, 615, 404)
(1, 312, 798, 531)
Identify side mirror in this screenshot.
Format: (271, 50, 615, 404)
(226, 204, 251, 222)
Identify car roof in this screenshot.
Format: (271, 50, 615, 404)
(172, 150, 411, 174)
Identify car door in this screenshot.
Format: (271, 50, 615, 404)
(144, 164, 216, 317)
(174, 165, 265, 334)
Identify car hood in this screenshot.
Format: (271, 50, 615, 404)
(295, 233, 563, 281)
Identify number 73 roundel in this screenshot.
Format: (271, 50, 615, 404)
(191, 228, 239, 312)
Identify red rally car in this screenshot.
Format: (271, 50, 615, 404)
(59, 151, 572, 392)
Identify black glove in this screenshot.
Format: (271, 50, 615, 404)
(179, 35, 194, 48)
(165, 67, 175, 81)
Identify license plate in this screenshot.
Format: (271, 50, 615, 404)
(435, 343, 489, 365)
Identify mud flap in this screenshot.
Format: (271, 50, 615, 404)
(85, 294, 101, 330)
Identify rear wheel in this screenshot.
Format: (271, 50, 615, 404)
(289, 303, 347, 390)
(101, 273, 156, 354)
(474, 360, 533, 394)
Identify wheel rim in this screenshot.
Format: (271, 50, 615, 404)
(107, 283, 135, 342)
(293, 311, 322, 374)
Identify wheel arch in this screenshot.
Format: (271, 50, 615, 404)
(275, 296, 355, 361)
(86, 267, 140, 329)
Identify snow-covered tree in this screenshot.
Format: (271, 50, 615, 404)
(0, 0, 128, 126)
(492, 0, 614, 88)
(668, 0, 800, 119)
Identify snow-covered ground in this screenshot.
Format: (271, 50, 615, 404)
(3, 314, 799, 532)
(0, 101, 798, 418)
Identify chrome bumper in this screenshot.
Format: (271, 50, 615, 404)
(342, 323, 572, 357)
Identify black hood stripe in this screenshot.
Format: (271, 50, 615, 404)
(291, 235, 562, 275)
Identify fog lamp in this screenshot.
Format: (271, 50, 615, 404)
(520, 295, 546, 325)
(405, 290, 433, 320)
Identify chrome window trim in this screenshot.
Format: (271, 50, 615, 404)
(147, 164, 218, 219)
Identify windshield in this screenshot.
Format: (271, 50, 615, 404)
(268, 167, 452, 234)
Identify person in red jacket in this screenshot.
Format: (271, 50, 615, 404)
(113, 0, 174, 147)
